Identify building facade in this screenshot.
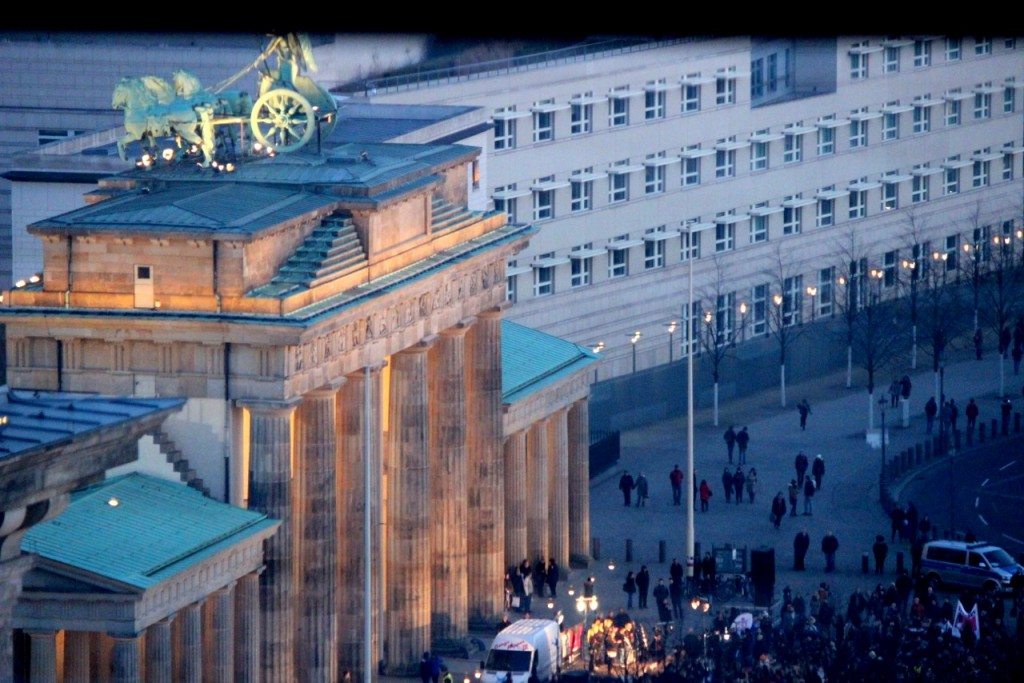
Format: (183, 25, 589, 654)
(360, 36, 1024, 379)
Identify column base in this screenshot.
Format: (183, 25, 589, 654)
(569, 553, 591, 569)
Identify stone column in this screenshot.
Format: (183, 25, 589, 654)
(527, 418, 550, 565)
(466, 309, 505, 628)
(144, 618, 173, 683)
(298, 386, 340, 683)
(64, 631, 91, 683)
(547, 408, 570, 571)
(430, 325, 469, 649)
(567, 399, 591, 567)
(385, 340, 433, 674)
(179, 602, 202, 683)
(503, 431, 528, 568)
(209, 583, 235, 683)
(109, 634, 141, 683)
(338, 365, 382, 678)
(27, 630, 56, 683)
(234, 572, 260, 683)
(0, 554, 34, 683)
(242, 400, 297, 683)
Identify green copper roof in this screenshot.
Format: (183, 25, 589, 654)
(22, 473, 278, 591)
(501, 321, 598, 405)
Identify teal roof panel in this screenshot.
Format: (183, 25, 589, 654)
(501, 321, 598, 405)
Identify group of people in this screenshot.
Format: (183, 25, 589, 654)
(505, 558, 561, 613)
(696, 466, 759, 511)
(767, 452, 826, 528)
(618, 470, 650, 507)
(722, 425, 751, 464)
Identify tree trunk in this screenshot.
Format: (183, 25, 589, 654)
(1000, 353, 1006, 398)
(780, 363, 787, 407)
(911, 325, 918, 370)
(934, 371, 941, 405)
(713, 382, 719, 427)
(867, 390, 875, 431)
(846, 345, 852, 389)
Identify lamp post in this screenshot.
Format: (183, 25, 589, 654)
(806, 285, 818, 322)
(667, 321, 678, 363)
(577, 576, 599, 670)
(702, 309, 720, 426)
(931, 251, 949, 403)
(737, 301, 748, 344)
(590, 342, 605, 383)
(837, 274, 854, 388)
(900, 259, 918, 369)
(963, 242, 980, 332)
(689, 596, 712, 658)
(629, 331, 641, 373)
(878, 396, 888, 505)
(685, 227, 696, 585)
(772, 293, 786, 406)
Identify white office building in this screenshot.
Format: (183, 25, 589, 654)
(358, 36, 1024, 379)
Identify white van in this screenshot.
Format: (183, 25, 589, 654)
(481, 619, 562, 683)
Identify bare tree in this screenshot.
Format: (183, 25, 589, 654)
(854, 267, 907, 431)
(832, 227, 869, 389)
(958, 201, 987, 334)
(763, 242, 806, 407)
(918, 245, 968, 404)
(897, 209, 930, 371)
(980, 218, 1023, 397)
(697, 256, 733, 426)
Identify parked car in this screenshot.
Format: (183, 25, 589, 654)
(921, 540, 1024, 592)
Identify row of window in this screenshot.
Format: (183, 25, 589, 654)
(505, 153, 1021, 302)
(848, 36, 1012, 81)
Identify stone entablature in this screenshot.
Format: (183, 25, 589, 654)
(503, 370, 591, 436)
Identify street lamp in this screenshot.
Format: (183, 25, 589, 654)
(577, 576, 599, 669)
(630, 331, 641, 373)
(878, 396, 888, 504)
(667, 321, 678, 363)
(806, 285, 818, 321)
(737, 301, 748, 343)
(772, 293, 786, 406)
(900, 259, 919, 370)
(690, 596, 712, 657)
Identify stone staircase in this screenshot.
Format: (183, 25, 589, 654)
(431, 196, 481, 233)
(251, 214, 367, 297)
(151, 428, 211, 498)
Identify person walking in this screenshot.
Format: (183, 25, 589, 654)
(889, 378, 901, 408)
(948, 399, 959, 433)
(419, 652, 433, 683)
(787, 479, 799, 517)
(623, 570, 637, 609)
(721, 466, 733, 503)
(636, 565, 651, 609)
(797, 398, 811, 430)
(802, 476, 815, 516)
(619, 470, 635, 506)
(745, 467, 757, 504)
(811, 454, 825, 491)
(635, 471, 649, 507)
(890, 505, 905, 544)
(669, 464, 684, 506)
(653, 579, 671, 622)
(794, 451, 809, 488)
(822, 531, 839, 573)
(736, 426, 750, 465)
(925, 396, 937, 434)
(723, 425, 737, 463)
(546, 558, 559, 597)
(669, 575, 684, 618)
(429, 653, 444, 683)
(794, 529, 810, 570)
(771, 492, 787, 529)
(699, 479, 713, 512)
(533, 558, 547, 597)
(732, 467, 745, 506)
(966, 398, 979, 435)
(872, 534, 889, 575)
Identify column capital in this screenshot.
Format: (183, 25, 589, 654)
(306, 380, 346, 398)
(440, 323, 472, 338)
(478, 304, 509, 319)
(234, 397, 302, 414)
(399, 335, 436, 353)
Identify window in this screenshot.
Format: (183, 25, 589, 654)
(751, 284, 768, 335)
(570, 170, 593, 212)
(533, 176, 554, 220)
(493, 184, 519, 224)
(682, 300, 701, 355)
(817, 124, 835, 156)
(644, 81, 666, 119)
(750, 204, 768, 243)
(884, 46, 900, 73)
(913, 103, 931, 133)
(1003, 153, 1015, 181)
(644, 229, 665, 269)
(882, 179, 899, 211)
(715, 141, 735, 178)
(783, 197, 802, 235)
(533, 253, 554, 297)
(533, 101, 554, 142)
(912, 242, 931, 279)
(975, 87, 991, 119)
(849, 258, 867, 310)
(912, 174, 930, 203)
(645, 155, 665, 194)
(883, 250, 899, 288)
(570, 96, 592, 135)
(750, 133, 769, 171)
(944, 163, 960, 195)
(682, 75, 701, 112)
(570, 244, 592, 287)
(752, 57, 765, 96)
(783, 132, 802, 163)
(849, 188, 866, 219)
(882, 109, 899, 140)
(681, 223, 701, 261)
(975, 37, 992, 55)
(716, 292, 735, 345)
(944, 234, 959, 271)
(945, 37, 962, 61)
(783, 275, 803, 326)
(816, 188, 834, 228)
(973, 156, 990, 187)
(1004, 86, 1016, 114)
(767, 54, 779, 93)
(850, 119, 867, 148)
(38, 128, 84, 146)
(609, 161, 631, 203)
(913, 39, 931, 67)
(715, 220, 735, 252)
(494, 110, 516, 150)
(1005, 38, 1017, 50)
(682, 152, 701, 186)
(850, 47, 867, 79)
(506, 269, 517, 303)
(716, 73, 736, 105)
(609, 91, 630, 127)
(818, 268, 834, 316)
(945, 97, 961, 126)
(973, 225, 992, 263)
(608, 236, 629, 278)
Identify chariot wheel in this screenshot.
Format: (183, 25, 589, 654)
(250, 88, 315, 153)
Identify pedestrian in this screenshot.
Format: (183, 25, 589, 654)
(636, 565, 651, 609)
(966, 398, 979, 434)
(520, 572, 532, 612)
(974, 327, 983, 360)
(1001, 397, 1012, 435)
(429, 652, 444, 683)
(419, 653, 433, 683)
(794, 451, 809, 488)
(905, 502, 919, 541)
(797, 398, 811, 430)
(533, 558, 546, 597)
(811, 454, 825, 491)
(670, 558, 684, 586)
(635, 471, 649, 507)
(669, 464, 684, 506)
(721, 466, 733, 503)
(901, 374, 912, 402)
(822, 531, 839, 572)
(653, 579, 671, 622)
(699, 479, 712, 512)
(794, 529, 810, 570)
(441, 667, 453, 683)
(802, 476, 815, 515)
(771, 491, 787, 529)
(669, 575, 683, 618)
(889, 378, 900, 408)
(788, 479, 799, 517)
(619, 470, 635, 506)
(948, 399, 959, 432)
(546, 558, 559, 597)
(872, 534, 889, 574)
(623, 570, 637, 609)
(736, 426, 750, 464)
(745, 467, 757, 504)
(723, 425, 736, 463)
(732, 467, 745, 506)
(925, 396, 937, 434)
(702, 552, 717, 594)
(890, 505, 905, 543)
